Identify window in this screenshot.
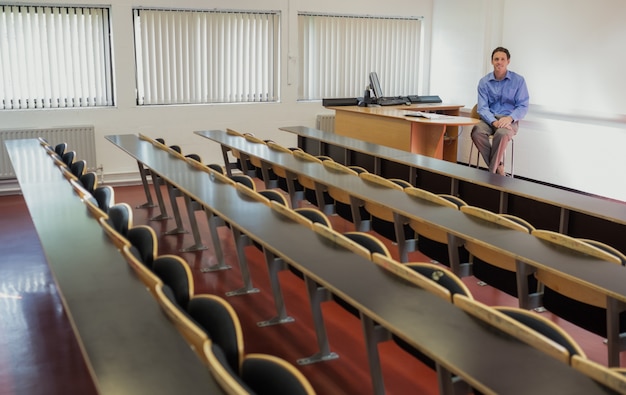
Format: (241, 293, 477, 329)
(298, 13, 422, 100)
(0, 5, 113, 110)
(133, 8, 280, 106)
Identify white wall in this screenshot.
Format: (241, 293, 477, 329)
(0, 0, 432, 184)
(4, 0, 626, 201)
(432, 0, 626, 201)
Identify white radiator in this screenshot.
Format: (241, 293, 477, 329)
(0, 126, 96, 179)
(316, 114, 335, 133)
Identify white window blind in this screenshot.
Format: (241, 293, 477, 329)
(133, 8, 280, 105)
(0, 5, 113, 110)
(298, 13, 422, 100)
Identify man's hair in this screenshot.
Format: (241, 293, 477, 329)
(491, 47, 510, 60)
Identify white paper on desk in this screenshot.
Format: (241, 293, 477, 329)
(404, 111, 449, 119)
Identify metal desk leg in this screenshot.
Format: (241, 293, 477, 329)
(394, 213, 416, 263)
(606, 297, 626, 367)
(360, 314, 391, 395)
(436, 365, 470, 395)
(260, 162, 278, 189)
(558, 207, 570, 234)
(447, 234, 471, 277)
(149, 173, 171, 221)
(297, 275, 338, 365)
(136, 162, 156, 208)
(498, 191, 509, 214)
(225, 227, 259, 296)
(449, 178, 459, 197)
(164, 183, 188, 235)
(285, 170, 304, 209)
(220, 145, 235, 177)
(313, 181, 334, 215)
(515, 260, 540, 310)
(180, 195, 208, 252)
(257, 249, 295, 327)
(200, 208, 231, 272)
(350, 196, 370, 232)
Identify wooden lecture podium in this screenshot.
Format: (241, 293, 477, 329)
(329, 104, 477, 162)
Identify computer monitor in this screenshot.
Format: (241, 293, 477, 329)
(369, 72, 384, 99)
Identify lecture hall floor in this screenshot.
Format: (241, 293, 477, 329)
(0, 184, 623, 395)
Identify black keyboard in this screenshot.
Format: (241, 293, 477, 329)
(376, 97, 409, 106)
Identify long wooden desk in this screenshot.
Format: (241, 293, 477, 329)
(5, 139, 223, 395)
(280, 125, 626, 253)
(106, 133, 617, 394)
(330, 104, 478, 162)
(196, 129, 626, 367)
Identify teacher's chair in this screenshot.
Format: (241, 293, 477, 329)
(468, 104, 515, 177)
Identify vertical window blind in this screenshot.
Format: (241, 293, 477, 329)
(298, 13, 422, 100)
(133, 9, 280, 105)
(0, 5, 113, 110)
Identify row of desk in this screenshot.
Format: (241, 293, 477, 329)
(6, 139, 224, 395)
(195, 129, 626, 368)
(280, 125, 626, 254)
(104, 133, 618, 394)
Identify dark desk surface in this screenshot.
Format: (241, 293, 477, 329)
(196, 129, 626, 305)
(6, 139, 223, 395)
(108, 133, 615, 394)
(280, 126, 626, 227)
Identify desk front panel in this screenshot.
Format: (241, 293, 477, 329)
(335, 109, 412, 151)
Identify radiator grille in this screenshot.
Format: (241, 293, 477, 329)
(0, 126, 96, 179)
(315, 114, 335, 133)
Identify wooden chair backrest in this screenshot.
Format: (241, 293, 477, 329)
(292, 150, 323, 190)
(372, 253, 453, 302)
(204, 166, 237, 186)
(461, 205, 532, 272)
(193, 295, 246, 376)
(226, 128, 245, 137)
(453, 294, 570, 365)
(224, 129, 244, 160)
(470, 104, 479, 119)
(265, 142, 293, 178)
(359, 173, 404, 222)
(98, 216, 131, 250)
(203, 341, 250, 395)
(312, 223, 370, 260)
(269, 201, 314, 229)
(242, 135, 266, 168)
(405, 187, 461, 209)
(154, 284, 208, 362)
(532, 229, 621, 308)
(495, 305, 586, 359)
(571, 355, 626, 394)
(405, 187, 461, 243)
(578, 238, 626, 266)
(83, 195, 109, 221)
(500, 213, 536, 232)
(242, 353, 317, 395)
(294, 207, 332, 228)
(322, 160, 358, 204)
(235, 183, 270, 206)
(266, 141, 293, 154)
(292, 149, 323, 164)
(344, 231, 392, 260)
(121, 244, 162, 299)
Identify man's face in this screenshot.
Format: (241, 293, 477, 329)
(491, 51, 510, 73)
